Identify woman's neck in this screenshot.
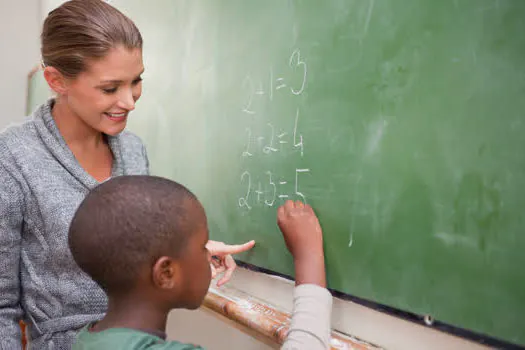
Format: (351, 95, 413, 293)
(52, 98, 105, 150)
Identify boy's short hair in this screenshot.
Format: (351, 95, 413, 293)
(68, 175, 201, 295)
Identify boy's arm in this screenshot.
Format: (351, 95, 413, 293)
(277, 200, 332, 350)
(282, 284, 332, 350)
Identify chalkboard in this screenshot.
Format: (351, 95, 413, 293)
(31, 0, 525, 346)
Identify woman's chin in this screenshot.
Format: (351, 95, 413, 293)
(101, 123, 127, 136)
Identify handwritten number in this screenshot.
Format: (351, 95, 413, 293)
(295, 169, 310, 203)
(239, 171, 252, 209)
(265, 171, 277, 206)
(263, 124, 278, 154)
(289, 49, 307, 95)
(242, 128, 253, 157)
(242, 76, 255, 114)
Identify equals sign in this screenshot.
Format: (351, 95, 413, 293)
(278, 132, 288, 144)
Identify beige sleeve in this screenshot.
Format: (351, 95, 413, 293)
(281, 284, 333, 350)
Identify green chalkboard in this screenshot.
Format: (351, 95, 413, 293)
(31, 0, 525, 346)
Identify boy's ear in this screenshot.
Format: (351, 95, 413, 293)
(43, 66, 69, 95)
(152, 256, 180, 289)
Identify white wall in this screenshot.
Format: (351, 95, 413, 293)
(0, 0, 41, 130)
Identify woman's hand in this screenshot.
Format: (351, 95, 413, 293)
(206, 240, 255, 286)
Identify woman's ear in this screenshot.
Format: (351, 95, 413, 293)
(152, 256, 179, 290)
(43, 66, 69, 95)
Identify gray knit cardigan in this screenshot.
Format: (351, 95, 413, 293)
(0, 100, 149, 349)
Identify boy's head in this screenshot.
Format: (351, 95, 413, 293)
(68, 175, 212, 310)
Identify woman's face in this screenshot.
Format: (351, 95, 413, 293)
(63, 46, 144, 136)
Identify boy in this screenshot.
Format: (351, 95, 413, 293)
(69, 175, 332, 349)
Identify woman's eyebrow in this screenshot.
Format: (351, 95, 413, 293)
(99, 69, 145, 84)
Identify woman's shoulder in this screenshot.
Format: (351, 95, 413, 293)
(0, 102, 56, 173)
(0, 118, 39, 153)
(0, 101, 51, 150)
(0, 119, 38, 195)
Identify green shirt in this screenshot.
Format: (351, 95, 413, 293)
(73, 327, 204, 350)
(72, 284, 333, 350)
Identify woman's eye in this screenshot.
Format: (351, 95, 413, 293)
(102, 87, 118, 94)
(132, 77, 143, 85)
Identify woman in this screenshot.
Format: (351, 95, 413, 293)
(0, 1, 254, 349)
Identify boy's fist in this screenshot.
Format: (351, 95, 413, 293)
(277, 201, 325, 287)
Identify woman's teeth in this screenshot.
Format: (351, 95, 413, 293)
(107, 112, 126, 118)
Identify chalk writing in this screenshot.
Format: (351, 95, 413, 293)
(241, 75, 255, 115)
(238, 171, 252, 210)
(289, 49, 307, 95)
(238, 49, 312, 213)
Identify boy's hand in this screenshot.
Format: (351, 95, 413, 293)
(277, 200, 326, 287)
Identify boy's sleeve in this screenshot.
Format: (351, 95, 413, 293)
(281, 284, 333, 350)
(0, 164, 24, 350)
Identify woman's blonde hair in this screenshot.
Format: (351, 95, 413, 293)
(41, 0, 143, 78)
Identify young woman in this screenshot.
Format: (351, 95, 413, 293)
(0, 1, 254, 348)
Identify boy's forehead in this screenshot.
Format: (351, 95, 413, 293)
(194, 203, 209, 239)
(181, 197, 208, 230)
(183, 218, 208, 248)
(189, 197, 206, 217)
